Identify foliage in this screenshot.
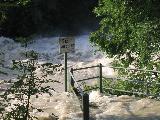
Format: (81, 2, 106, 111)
(83, 82, 99, 92)
(90, 0, 160, 70)
(90, 0, 160, 97)
(0, 51, 59, 120)
(0, 0, 33, 38)
(0, 0, 98, 37)
(0, 0, 30, 24)
(0, 0, 30, 6)
(103, 69, 160, 98)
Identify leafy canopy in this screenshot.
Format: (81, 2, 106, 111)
(0, 0, 30, 24)
(90, 0, 160, 69)
(0, 0, 30, 6)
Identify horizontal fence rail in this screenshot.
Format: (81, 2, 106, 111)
(103, 76, 154, 84)
(72, 63, 103, 93)
(103, 87, 145, 95)
(77, 76, 99, 82)
(73, 65, 99, 71)
(102, 65, 160, 97)
(103, 76, 160, 85)
(70, 64, 160, 99)
(103, 66, 160, 73)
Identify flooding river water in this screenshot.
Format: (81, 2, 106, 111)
(0, 36, 160, 120)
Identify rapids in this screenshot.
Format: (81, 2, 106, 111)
(0, 35, 160, 120)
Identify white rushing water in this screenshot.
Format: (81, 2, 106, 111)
(0, 35, 160, 120)
(0, 35, 114, 91)
(29, 91, 160, 120)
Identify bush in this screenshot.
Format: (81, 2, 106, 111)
(0, 51, 59, 120)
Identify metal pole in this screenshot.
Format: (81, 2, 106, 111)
(70, 68, 74, 88)
(146, 81, 149, 96)
(99, 63, 103, 93)
(64, 52, 67, 92)
(82, 93, 89, 120)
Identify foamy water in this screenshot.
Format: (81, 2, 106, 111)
(0, 35, 114, 91)
(1, 36, 160, 120)
(8, 91, 159, 120)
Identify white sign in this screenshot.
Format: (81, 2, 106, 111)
(59, 37, 75, 53)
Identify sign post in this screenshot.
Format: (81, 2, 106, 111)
(59, 37, 75, 92)
(64, 52, 67, 92)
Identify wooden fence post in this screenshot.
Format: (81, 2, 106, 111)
(82, 93, 89, 120)
(99, 63, 103, 93)
(70, 68, 74, 88)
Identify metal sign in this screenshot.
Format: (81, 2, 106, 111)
(59, 37, 75, 92)
(59, 37, 75, 53)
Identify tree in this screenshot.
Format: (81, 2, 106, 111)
(0, 51, 59, 120)
(90, 0, 160, 70)
(1, 0, 98, 37)
(90, 0, 160, 97)
(0, 0, 31, 36)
